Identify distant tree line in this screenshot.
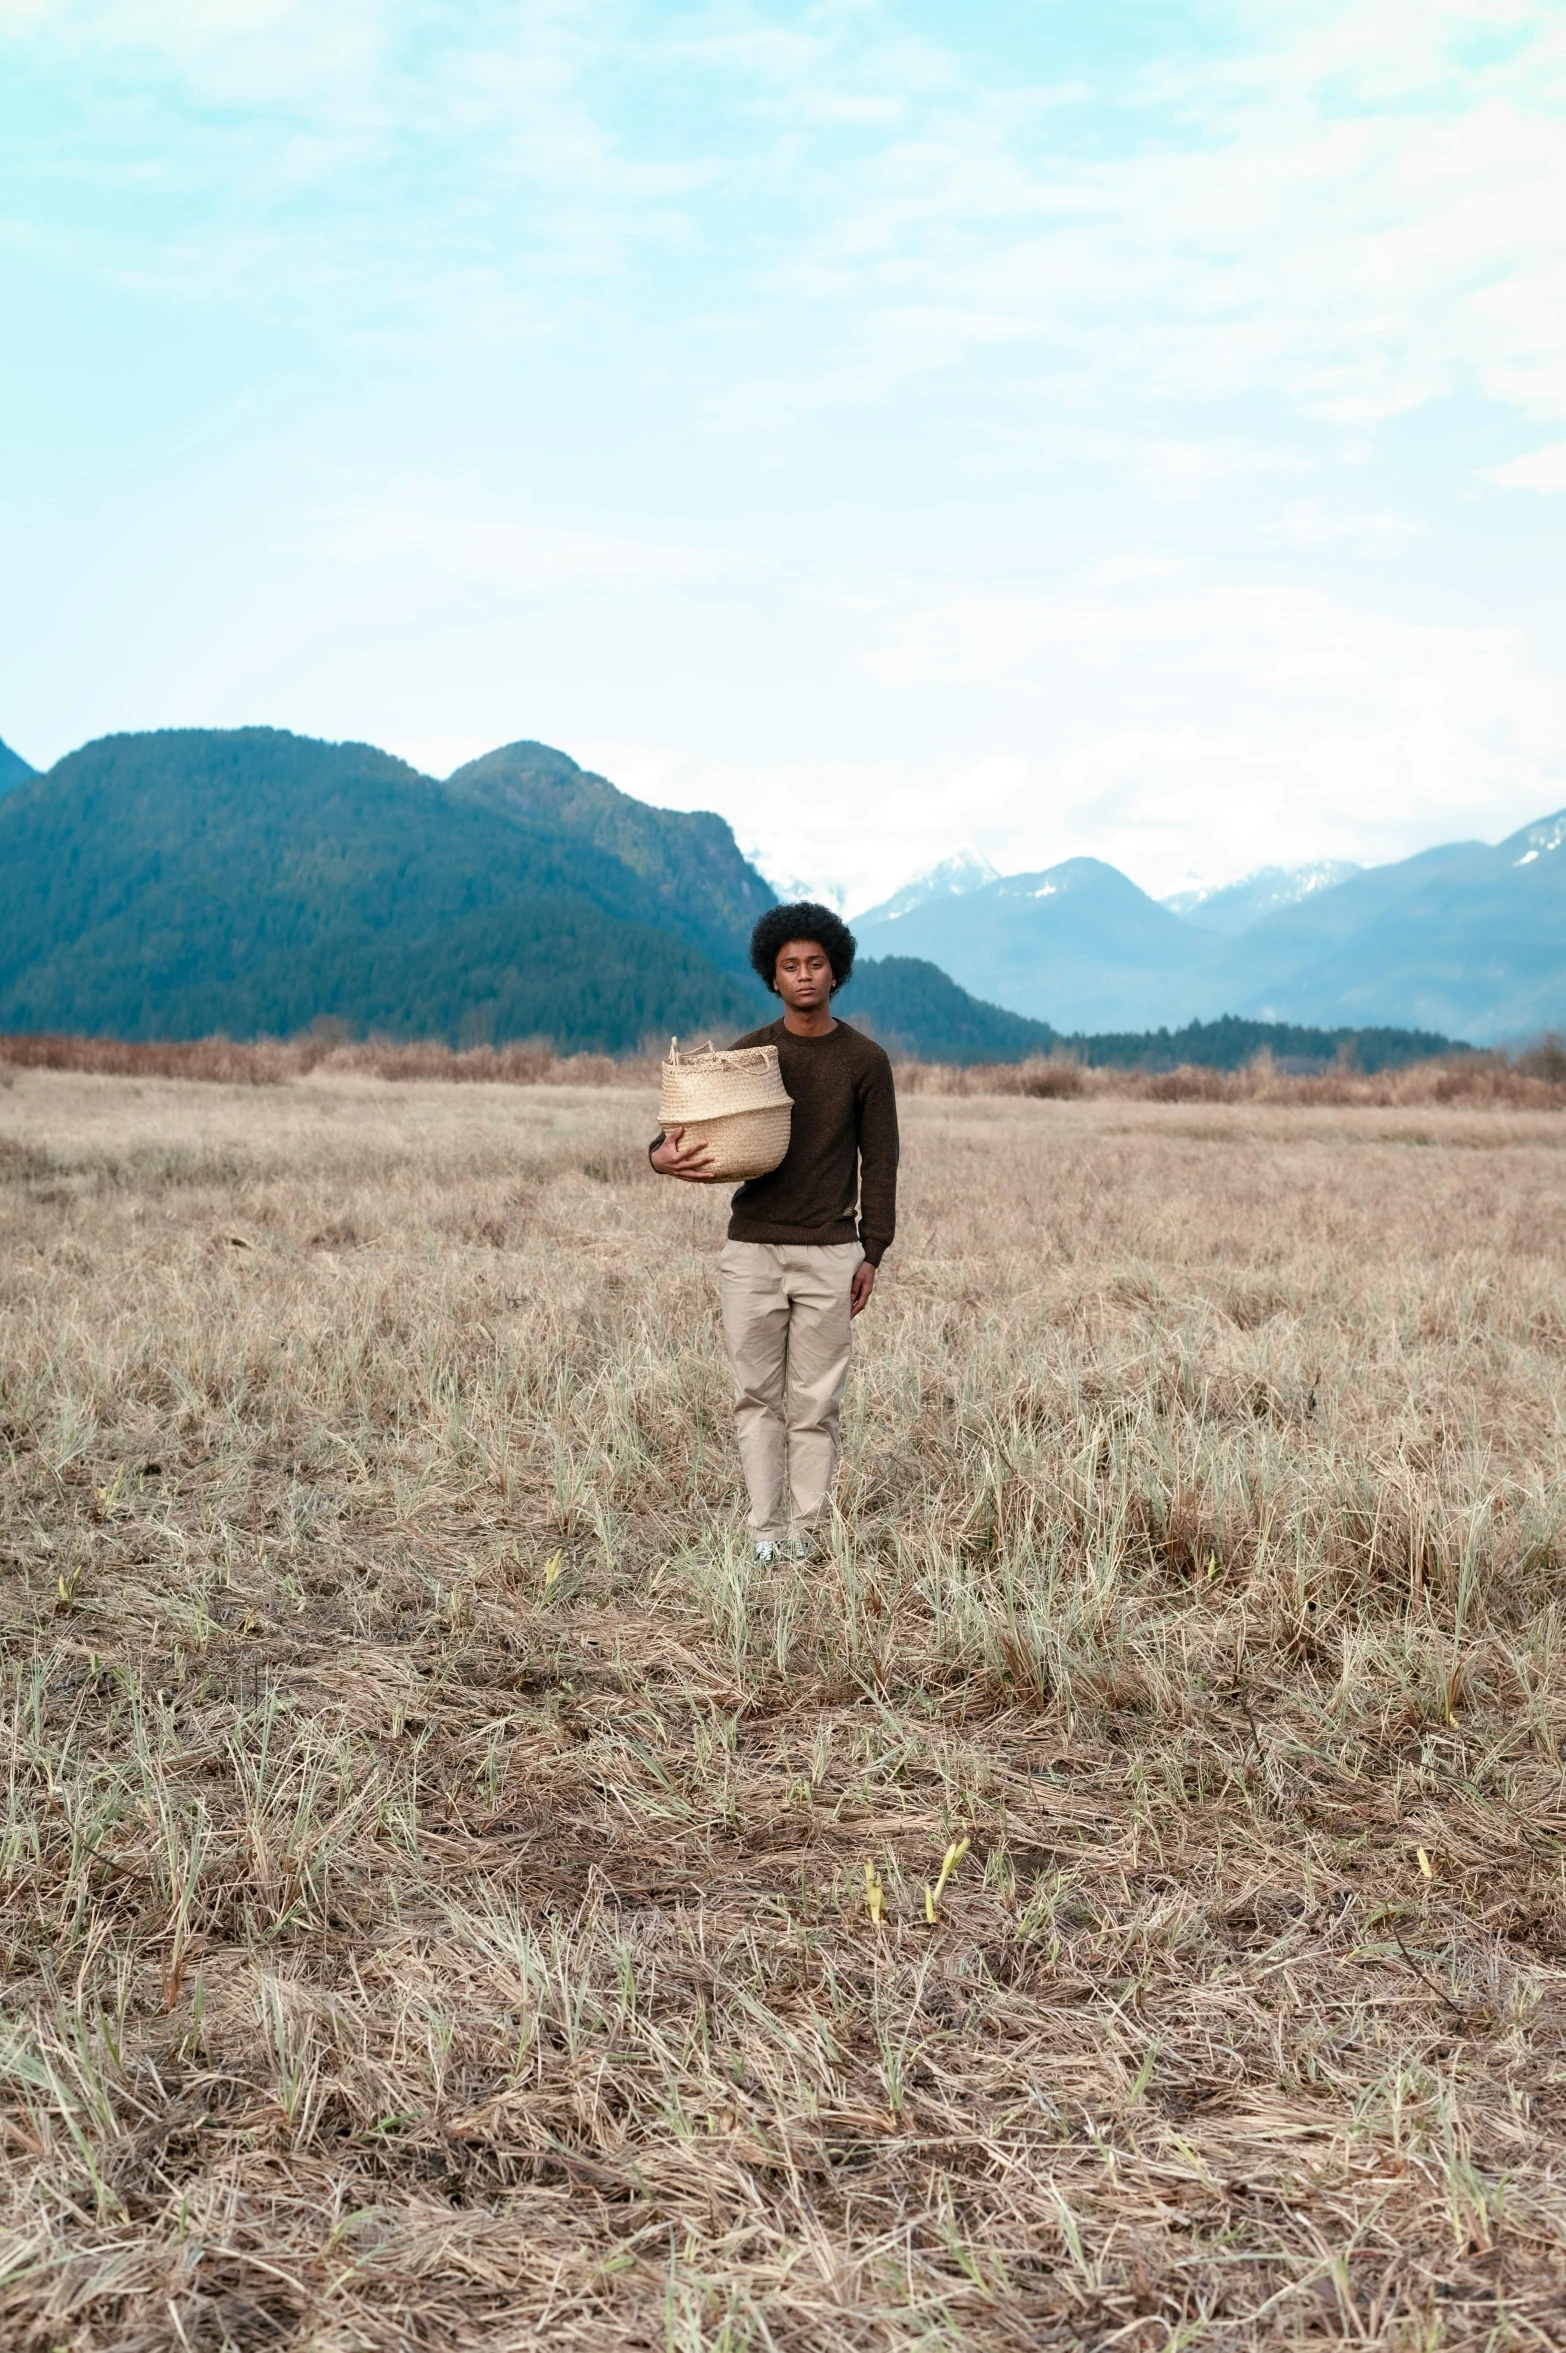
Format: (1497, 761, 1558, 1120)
(1055, 1014, 1463, 1075)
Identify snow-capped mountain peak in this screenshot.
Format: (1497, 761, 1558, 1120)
(853, 847, 1001, 926)
(1163, 860, 1362, 937)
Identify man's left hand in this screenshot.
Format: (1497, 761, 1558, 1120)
(850, 1259, 876, 1318)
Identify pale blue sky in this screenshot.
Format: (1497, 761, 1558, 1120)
(3, 1, 1565, 909)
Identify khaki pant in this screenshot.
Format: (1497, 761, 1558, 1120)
(717, 1240, 862, 1542)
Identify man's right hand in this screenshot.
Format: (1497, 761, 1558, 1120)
(650, 1126, 717, 1182)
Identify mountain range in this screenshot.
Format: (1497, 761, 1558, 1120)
(0, 726, 1055, 1062)
(0, 718, 1545, 1057)
(855, 820, 1566, 1044)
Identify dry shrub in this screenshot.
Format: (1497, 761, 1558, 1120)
(1516, 1030, 1566, 1083)
(900, 1050, 1566, 1110)
(0, 1030, 658, 1090)
(1012, 1053, 1088, 1098)
(9, 1027, 1566, 1112)
(0, 1030, 303, 1084)
(334, 1037, 655, 1087)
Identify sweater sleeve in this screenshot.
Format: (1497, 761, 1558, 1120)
(855, 1048, 899, 1264)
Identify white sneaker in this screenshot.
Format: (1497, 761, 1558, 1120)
(753, 1539, 779, 1564)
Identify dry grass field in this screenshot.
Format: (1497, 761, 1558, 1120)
(4, 1062, 1566, 2349)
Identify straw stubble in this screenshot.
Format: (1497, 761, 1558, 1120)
(1, 1064, 1565, 2348)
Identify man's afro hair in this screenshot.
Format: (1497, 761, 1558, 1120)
(749, 901, 857, 994)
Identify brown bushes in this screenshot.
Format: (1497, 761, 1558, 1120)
(6, 1028, 1566, 1110)
(0, 1031, 304, 1085)
(894, 1048, 1566, 1109)
(1515, 1029, 1566, 1082)
(0, 1030, 656, 1089)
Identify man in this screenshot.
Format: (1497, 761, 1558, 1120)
(650, 903, 899, 1561)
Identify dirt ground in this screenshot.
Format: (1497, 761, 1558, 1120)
(3, 1064, 1566, 2348)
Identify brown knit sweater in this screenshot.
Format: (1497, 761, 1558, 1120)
(654, 1018, 899, 1263)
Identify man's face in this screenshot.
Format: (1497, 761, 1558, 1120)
(773, 938, 834, 1011)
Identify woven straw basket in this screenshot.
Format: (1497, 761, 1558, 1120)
(659, 1039, 792, 1183)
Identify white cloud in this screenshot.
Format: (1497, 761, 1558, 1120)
(857, 566, 1542, 710)
(727, 0, 1566, 434)
(1084, 554, 1189, 589)
(1488, 442, 1566, 491)
(386, 731, 495, 779)
(10, 0, 1566, 441)
(0, 0, 387, 109)
(540, 667, 1566, 918)
(814, 559, 1566, 895)
(1281, 502, 1422, 543)
(574, 739, 941, 916)
(347, 510, 708, 593)
(1136, 441, 1284, 501)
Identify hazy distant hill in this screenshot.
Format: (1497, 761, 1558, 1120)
(859, 822, 1566, 1042)
(860, 848, 1000, 927)
(1232, 815, 1566, 1040)
(855, 857, 1229, 1031)
(1163, 860, 1361, 936)
(0, 735, 34, 796)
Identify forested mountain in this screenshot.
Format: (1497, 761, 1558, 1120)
(836, 956, 1055, 1061)
(0, 724, 1064, 1060)
(446, 742, 772, 971)
(0, 728, 760, 1050)
(319, 895, 761, 1052)
(0, 735, 34, 796)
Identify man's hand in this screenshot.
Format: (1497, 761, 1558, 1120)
(650, 1125, 717, 1183)
(850, 1259, 876, 1317)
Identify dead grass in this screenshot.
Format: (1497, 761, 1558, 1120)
(3, 1066, 1566, 2348)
